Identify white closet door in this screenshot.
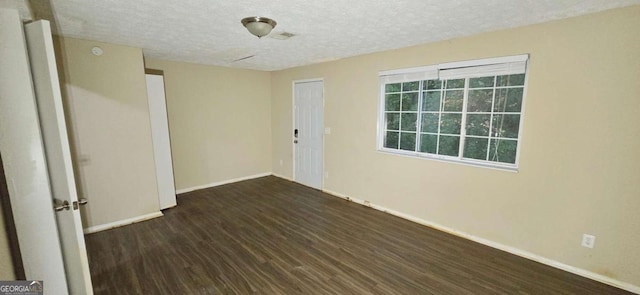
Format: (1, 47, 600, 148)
(146, 73, 177, 209)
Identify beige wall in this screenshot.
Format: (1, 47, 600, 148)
(0, 205, 14, 279)
(55, 37, 160, 228)
(144, 59, 272, 191)
(272, 6, 640, 287)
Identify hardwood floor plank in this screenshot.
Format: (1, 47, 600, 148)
(85, 176, 632, 294)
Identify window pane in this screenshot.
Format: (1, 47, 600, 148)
(440, 113, 461, 135)
(467, 89, 494, 112)
(463, 137, 488, 160)
(469, 76, 495, 88)
(385, 113, 400, 131)
(384, 131, 399, 149)
(491, 114, 520, 138)
(424, 80, 442, 90)
(507, 88, 524, 112)
(402, 81, 420, 92)
(438, 135, 460, 156)
(446, 79, 465, 89)
(443, 90, 463, 112)
(385, 93, 401, 111)
(493, 88, 523, 113)
(399, 132, 416, 151)
(423, 91, 441, 111)
(379, 60, 527, 168)
(466, 114, 490, 136)
(385, 83, 401, 93)
(401, 92, 418, 111)
(420, 134, 438, 154)
(489, 139, 518, 164)
(401, 113, 417, 131)
(421, 113, 439, 133)
(496, 74, 525, 86)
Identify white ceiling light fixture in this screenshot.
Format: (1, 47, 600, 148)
(241, 16, 277, 38)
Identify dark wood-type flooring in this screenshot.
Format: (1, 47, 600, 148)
(86, 176, 631, 294)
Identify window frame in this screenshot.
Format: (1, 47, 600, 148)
(376, 55, 530, 171)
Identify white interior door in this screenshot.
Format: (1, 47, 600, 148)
(25, 20, 93, 294)
(0, 9, 70, 294)
(294, 80, 324, 189)
(145, 73, 177, 210)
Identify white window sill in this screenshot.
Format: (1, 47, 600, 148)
(377, 148, 519, 173)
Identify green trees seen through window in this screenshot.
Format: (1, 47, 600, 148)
(382, 74, 525, 165)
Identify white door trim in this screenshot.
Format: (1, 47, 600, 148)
(292, 78, 324, 189)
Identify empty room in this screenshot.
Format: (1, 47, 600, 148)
(0, 0, 639, 294)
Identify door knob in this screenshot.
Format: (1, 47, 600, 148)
(54, 199, 70, 211)
(72, 198, 88, 210)
(294, 140, 298, 144)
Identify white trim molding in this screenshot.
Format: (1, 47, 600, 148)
(175, 172, 272, 194)
(272, 173, 293, 181)
(322, 189, 640, 294)
(83, 211, 163, 234)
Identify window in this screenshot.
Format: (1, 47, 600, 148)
(378, 55, 528, 170)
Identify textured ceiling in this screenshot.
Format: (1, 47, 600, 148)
(4, 0, 640, 71)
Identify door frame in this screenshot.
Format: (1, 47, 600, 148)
(292, 78, 325, 189)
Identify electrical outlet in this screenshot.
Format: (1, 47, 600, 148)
(324, 171, 329, 178)
(279, 159, 283, 166)
(581, 234, 596, 248)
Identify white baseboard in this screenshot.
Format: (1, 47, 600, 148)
(322, 189, 640, 294)
(271, 173, 293, 181)
(175, 172, 272, 194)
(83, 211, 163, 234)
